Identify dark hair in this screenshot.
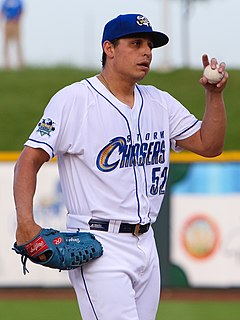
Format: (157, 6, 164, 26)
(101, 39, 119, 68)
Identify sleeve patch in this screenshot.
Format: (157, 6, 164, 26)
(37, 118, 56, 137)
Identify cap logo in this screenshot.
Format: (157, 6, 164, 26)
(136, 15, 151, 27)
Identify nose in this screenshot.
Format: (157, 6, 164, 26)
(143, 42, 152, 57)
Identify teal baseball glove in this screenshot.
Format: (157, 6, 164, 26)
(13, 228, 103, 274)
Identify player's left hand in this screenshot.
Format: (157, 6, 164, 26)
(199, 54, 229, 92)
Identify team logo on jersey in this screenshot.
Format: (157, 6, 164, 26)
(136, 15, 151, 27)
(96, 137, 126, 172)
(37, 118, 56, 136)
(96, 134, 166, 172)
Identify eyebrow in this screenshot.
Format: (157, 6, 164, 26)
(124, 37, 154, 44)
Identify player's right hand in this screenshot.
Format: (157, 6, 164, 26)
(16, 223, 42, 246)
(16, 223, 48, 261)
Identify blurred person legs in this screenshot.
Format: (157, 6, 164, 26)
(3, 19, 24, 69)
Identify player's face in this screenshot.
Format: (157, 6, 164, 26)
(112, 37, 153, 82)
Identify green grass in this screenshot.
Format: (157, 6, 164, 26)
(0, 67, 97, 151)
(158, 301, 240, 320)
(0, 67, 239, 151)
(1, 300, 240, 320)
(0, 300, 81, 320)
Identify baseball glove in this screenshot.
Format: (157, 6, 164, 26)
(13, 228, 103, 274)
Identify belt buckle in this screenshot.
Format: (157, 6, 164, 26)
(133, 224, 141, 236)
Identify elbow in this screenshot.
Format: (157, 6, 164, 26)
(204, 151, 223, 158)
(200, 145, 224, 158)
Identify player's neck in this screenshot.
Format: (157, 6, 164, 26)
(98, 71, 135, 108)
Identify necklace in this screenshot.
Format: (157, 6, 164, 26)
(98, 73, 115, 96)
(98, 73, 134, 108)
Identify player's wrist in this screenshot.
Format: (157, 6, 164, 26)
(16, 224, 42, 245)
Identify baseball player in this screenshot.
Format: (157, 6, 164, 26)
(14, 14, 228, 320)
(1, 0, 24, 69)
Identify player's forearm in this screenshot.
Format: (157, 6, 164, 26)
(14, 147, 49, 224)
(13, 157, 44, 244)
(13, 158, 37, 226)
(13, 147, 50, 244)
(200, 91, 227, 156)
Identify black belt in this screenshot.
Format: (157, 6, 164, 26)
(89, 219, 150, 236)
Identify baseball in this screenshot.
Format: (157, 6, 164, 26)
(203, 65, 224, 84)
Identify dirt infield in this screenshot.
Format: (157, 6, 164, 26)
(0, 287, 240, 301)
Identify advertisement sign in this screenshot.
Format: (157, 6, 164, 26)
(170, 163, 240, 287)
(0, 161, 71, 287)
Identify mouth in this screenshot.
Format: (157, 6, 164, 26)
(137, 61, 150, 70)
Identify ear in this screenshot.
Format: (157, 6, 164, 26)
(102, 41, 115, 59)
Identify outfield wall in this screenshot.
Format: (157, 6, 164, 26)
(1, 152, 240, 288)
(1, 155, 71, 287)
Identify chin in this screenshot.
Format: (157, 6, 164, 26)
(137, 70, 149, 81)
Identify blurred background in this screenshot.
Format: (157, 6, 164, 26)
(0, 0, 239, 70)
(0, 0, 240, 319)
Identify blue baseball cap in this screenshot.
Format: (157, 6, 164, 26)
(102, 14, 169, 48)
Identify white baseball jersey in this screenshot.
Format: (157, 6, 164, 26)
(25, 76, 201, 230)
